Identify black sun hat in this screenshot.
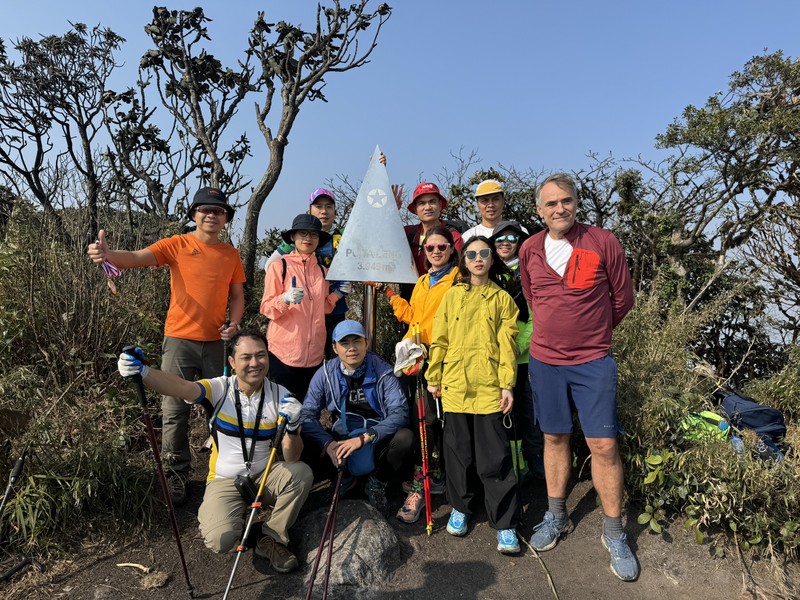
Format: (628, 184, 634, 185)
(187, 187, 235, 221)
(281, 214, 332, 246)
(490, 220, 529, 244)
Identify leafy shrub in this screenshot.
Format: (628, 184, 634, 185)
(615, 288, 800, 558)
(0, 204, 171, 554)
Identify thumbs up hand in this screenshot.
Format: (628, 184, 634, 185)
(282, 276, 304, 304)
(88, 229, 109, 264)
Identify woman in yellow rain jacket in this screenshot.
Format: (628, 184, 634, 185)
(426, 235, 520, 555)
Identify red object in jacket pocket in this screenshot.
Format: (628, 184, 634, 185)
(567, 248, 600, 289)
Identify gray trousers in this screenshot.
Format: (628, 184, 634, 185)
(160, 336, 225, 474)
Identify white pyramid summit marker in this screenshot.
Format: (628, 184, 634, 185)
(327, 145, 419, 284)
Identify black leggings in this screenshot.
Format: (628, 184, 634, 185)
(267, 352, 320, 402)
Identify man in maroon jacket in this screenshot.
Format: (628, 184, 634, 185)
(519, 173, 638, 581)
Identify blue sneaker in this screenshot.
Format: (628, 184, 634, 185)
(446, 508, 469, 536)
(529, 511, 572, 551)
(602, 533, 639, 581)
(496, 529, 520, 554)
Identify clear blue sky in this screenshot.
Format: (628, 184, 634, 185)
(3, 1, 799, 237)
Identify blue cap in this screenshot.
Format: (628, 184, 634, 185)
(332, 320, 366, 342)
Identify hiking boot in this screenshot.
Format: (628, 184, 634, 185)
(446, 508, 469, 536)
(365, 475, 389, 515)
(402, 476, 446, 495)
(496, 529, 520, 554)
(255, 534, 299, 573)
(529, 511, 572, 551)
(166, 472, 188, 507)
(395, 492, 425, 524)
(602, 533, 639, 581)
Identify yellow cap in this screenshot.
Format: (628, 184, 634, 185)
(475, 179, 504, 198)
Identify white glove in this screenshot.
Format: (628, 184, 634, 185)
(279, 395, 303, 431)
(282, 288, 304, 304)
(337, 281, 352, 295)
(118, 348, 149, 379)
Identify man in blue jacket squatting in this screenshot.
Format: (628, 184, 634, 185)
(301, 320, 412, 515)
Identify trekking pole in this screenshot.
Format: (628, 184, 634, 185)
(222, 414, 288, 600)
(305, 467, 345, 600)
(123, 346, 194, 598)
(412, 325, 433, 535)
(321, 469, 343, 600)
(0, 445, 28, 523)
(0, 554, 44, 583)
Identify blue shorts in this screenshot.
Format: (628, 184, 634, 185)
(529, 355, 621, 438)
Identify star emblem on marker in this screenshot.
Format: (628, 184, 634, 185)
(367, 188, 387, 208)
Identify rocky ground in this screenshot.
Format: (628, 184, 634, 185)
(4, 468, 792, 600)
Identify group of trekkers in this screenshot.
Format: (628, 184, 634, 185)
(88, 168, 639, 583)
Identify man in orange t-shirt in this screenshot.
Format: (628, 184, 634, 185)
(88, 187, 245, 505)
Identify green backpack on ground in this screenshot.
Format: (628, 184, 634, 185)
(681, 410, 730, 441)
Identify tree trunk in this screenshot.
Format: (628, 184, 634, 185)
(240, 141, 286, 287)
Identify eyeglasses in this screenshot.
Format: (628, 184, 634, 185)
(195, 205, 226, 216)
(295, 230, 320, 239)
(494, 234, 519, 244)
(477, 197, 503, 205)
(424, 243, 451, 252)
(464, 248, 491, 261)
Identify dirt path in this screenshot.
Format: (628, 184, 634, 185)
(5, 473, 770, 600)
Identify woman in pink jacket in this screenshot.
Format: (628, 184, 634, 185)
(260, 214, 346, 400)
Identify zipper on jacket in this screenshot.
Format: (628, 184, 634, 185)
(571, 253, 580, 284)
(303, 258, 314, 301)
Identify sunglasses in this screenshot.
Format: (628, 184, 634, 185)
(465, 248, 492, 260)
(195, 205, 227, 216)
(424, 243, 451, 252)
(494, 234, 519, 244)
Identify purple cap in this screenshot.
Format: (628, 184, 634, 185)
(309, 188, 335, 205)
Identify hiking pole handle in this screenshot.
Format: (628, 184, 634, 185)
(9, 446, 27, 483)
(0, 446, 28, 518)
(122, 345, 149, 410)
(222, 322, 231, 377)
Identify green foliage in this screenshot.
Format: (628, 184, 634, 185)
(743, 347, 800, 422)
(0, 205, 170, 554)
(616, 287, 800, 558)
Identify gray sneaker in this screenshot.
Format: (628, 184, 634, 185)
(529, 511, 572, 551)
(602, 533, 639, 581)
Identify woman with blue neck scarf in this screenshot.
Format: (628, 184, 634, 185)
(368, 225, 459, 524)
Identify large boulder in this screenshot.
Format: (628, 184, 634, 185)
(294, 499, 400, 598)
